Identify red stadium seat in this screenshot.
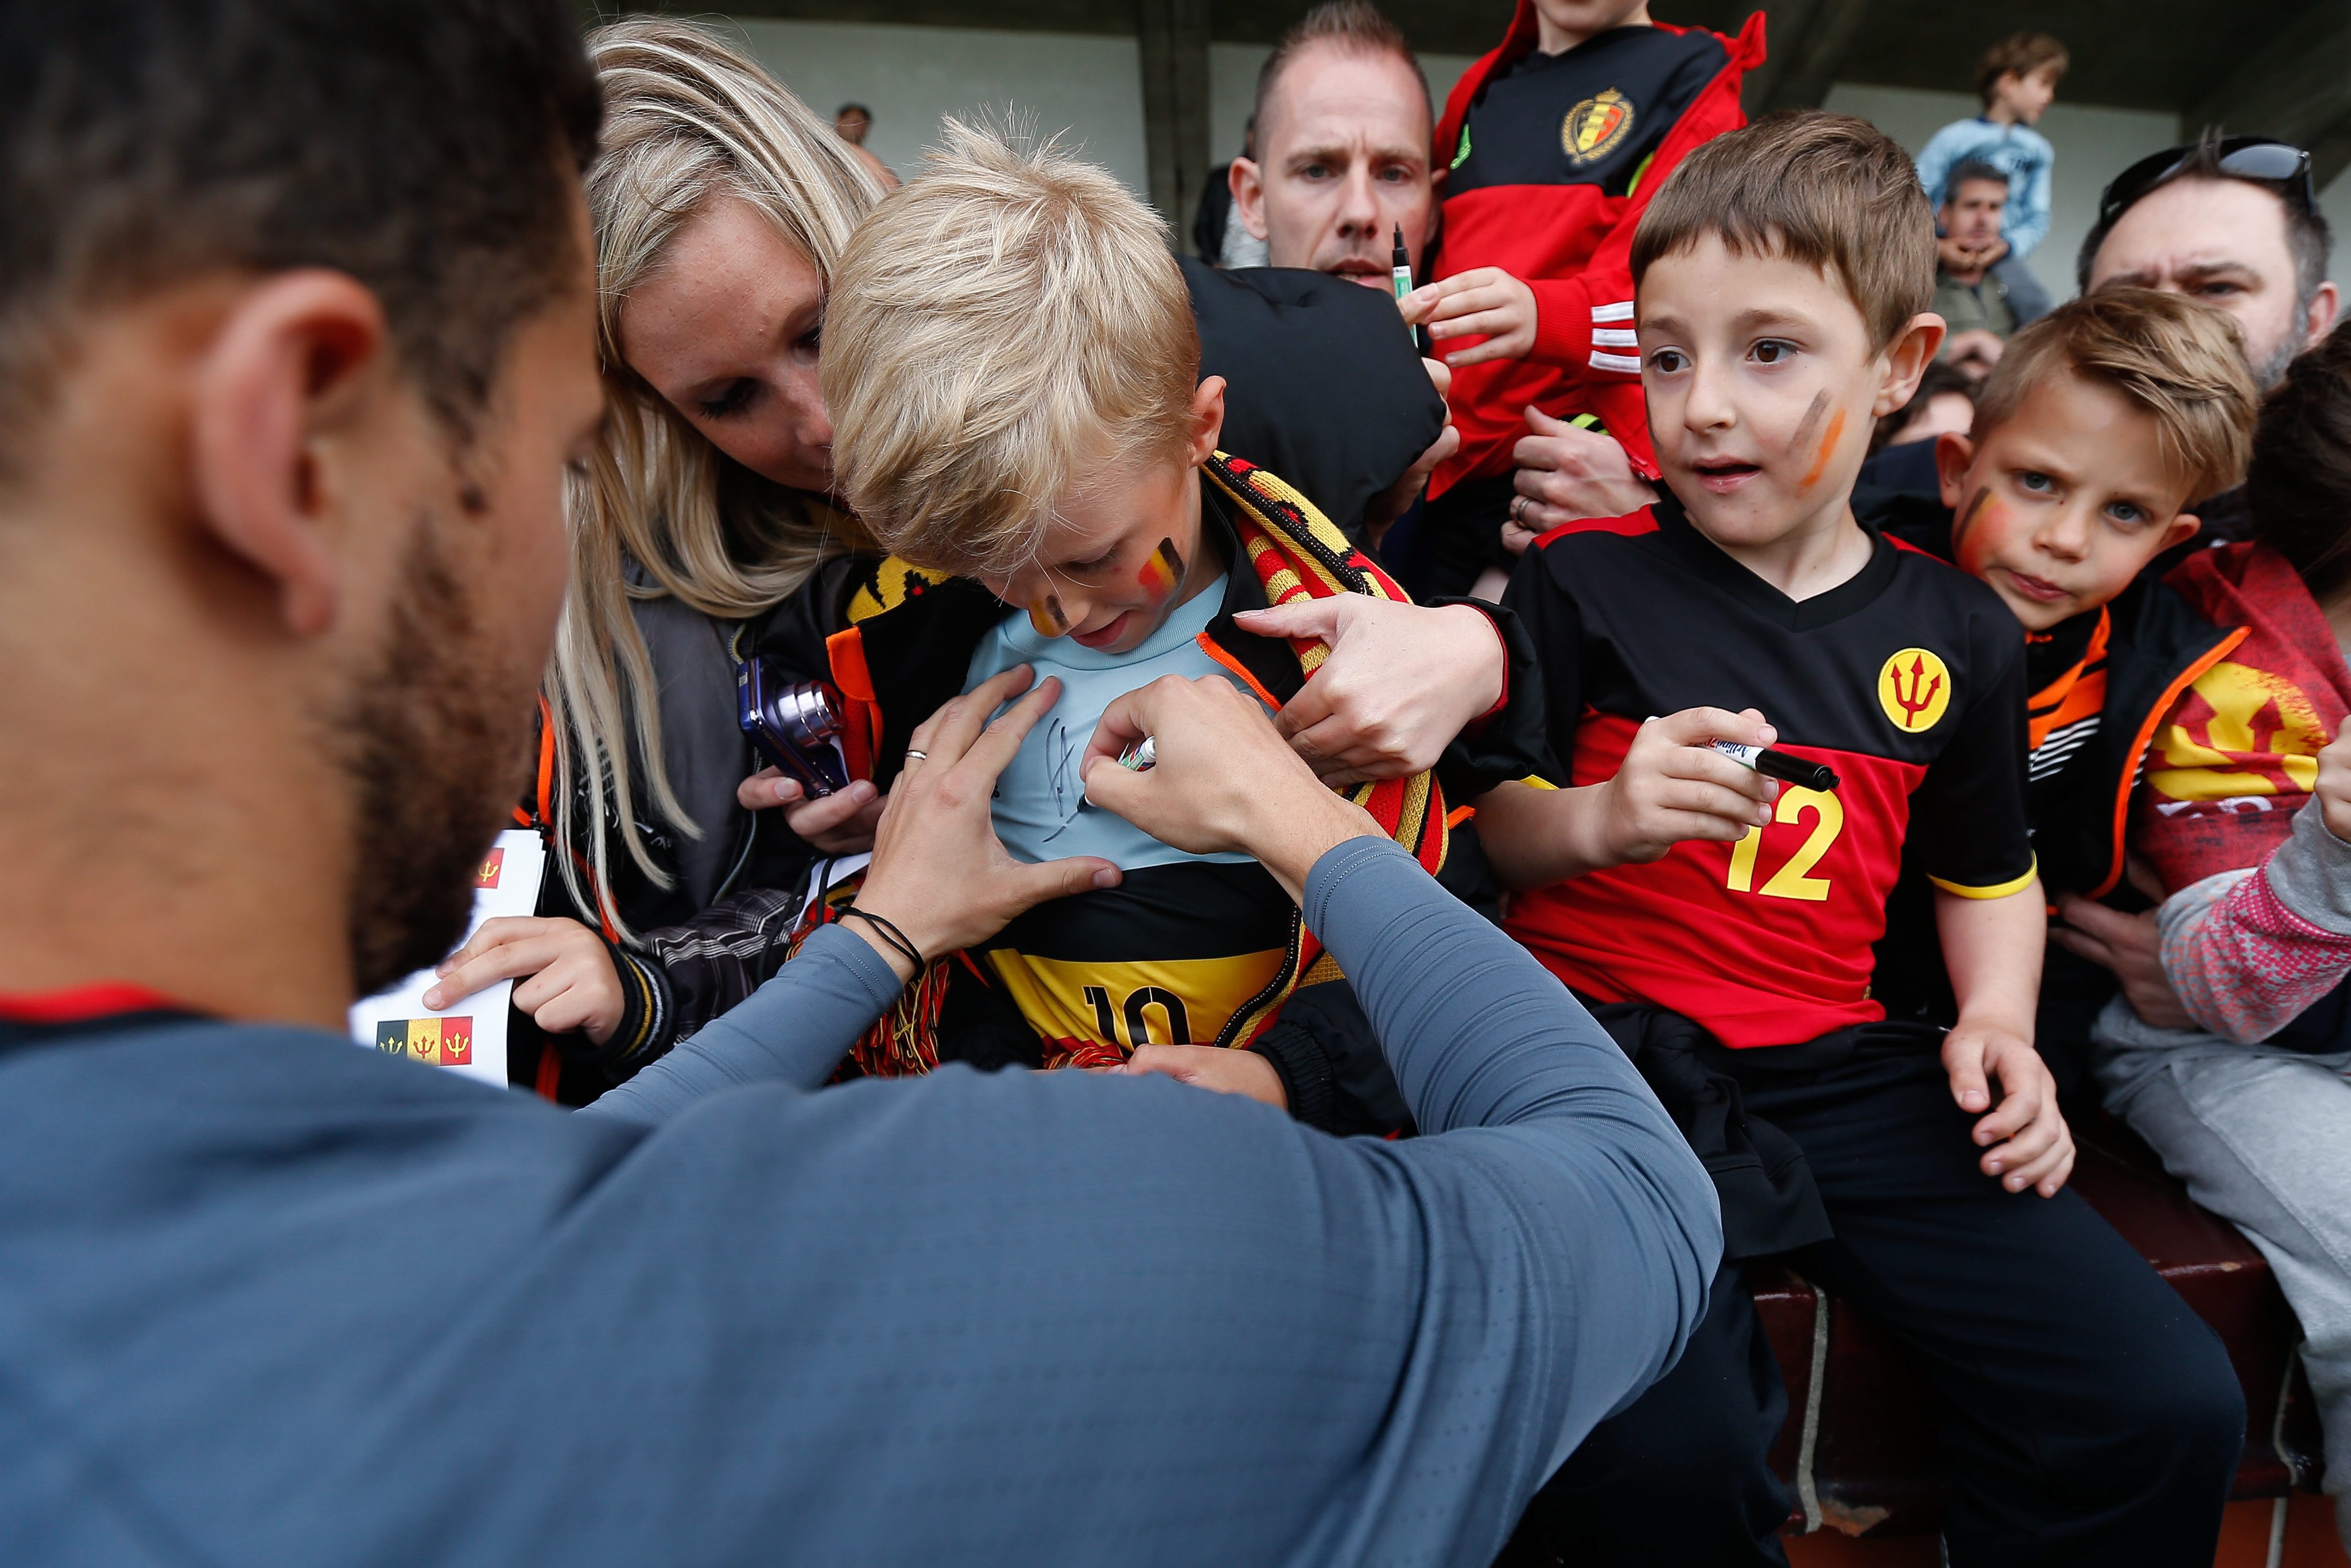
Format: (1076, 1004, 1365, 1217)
(1759, 1119, 2325, 1541)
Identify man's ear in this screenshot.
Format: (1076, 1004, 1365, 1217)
(1875, 312, 1948, 417)
(2306, 281, 2341, 351)
(1189, 375, 1228, 465)
(1933, 431, 1976, 509)
(189, 270, 389, 639)
(1229, 158, 1270, 243)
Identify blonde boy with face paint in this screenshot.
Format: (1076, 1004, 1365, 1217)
(818, 122, 1523, 1123)
(1929, 292, 2255, 855)
(1475, 114, 2245, 1567)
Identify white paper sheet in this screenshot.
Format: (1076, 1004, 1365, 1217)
(347, 829, 548, 1087)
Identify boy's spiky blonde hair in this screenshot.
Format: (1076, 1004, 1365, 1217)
(824, 119, 1201, 575)
(1974, 289, 2257, 500)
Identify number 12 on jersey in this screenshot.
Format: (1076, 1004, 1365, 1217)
(1724, 785, 1843, 902)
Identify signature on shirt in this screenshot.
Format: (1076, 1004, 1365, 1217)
(1043, 717, 1088, 844)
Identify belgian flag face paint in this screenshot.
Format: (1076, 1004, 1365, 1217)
(1027, 593, 1070, 638)
(1135, 537, 1184, 604)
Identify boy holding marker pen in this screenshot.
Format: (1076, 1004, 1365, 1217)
(1473, 114, 2243, 1565)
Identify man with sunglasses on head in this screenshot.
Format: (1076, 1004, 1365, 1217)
(2056, 136, 2341, 1018)
(2084, 134, 2337, 400)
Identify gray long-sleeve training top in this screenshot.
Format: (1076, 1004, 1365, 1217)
(0, 837, 1719, 1566)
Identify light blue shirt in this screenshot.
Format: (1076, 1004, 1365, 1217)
(963, 576, 1270, 869)
(1917, 117, 2055, 259)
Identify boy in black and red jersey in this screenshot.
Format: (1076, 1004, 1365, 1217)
(1480, 115, 2243, 1566)
(1398, 1, 1766, 598)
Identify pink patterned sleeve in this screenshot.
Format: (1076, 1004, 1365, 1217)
(2160, 804, 2351, 1043)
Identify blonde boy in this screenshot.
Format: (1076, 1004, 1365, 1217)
(1474, 113, 2242, 1566)
(1931, 290, 2256, 895)
(1865, 289, 2259, 1057)
(817, 123, 1503, 1122)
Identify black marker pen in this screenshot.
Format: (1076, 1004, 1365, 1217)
(1708, 738, 1838, 792)
(1647, 717, 1839, 791)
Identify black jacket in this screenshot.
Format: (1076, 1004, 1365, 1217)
(1181, 258, 1448, 545)
(1867, 493, 2243, 1093)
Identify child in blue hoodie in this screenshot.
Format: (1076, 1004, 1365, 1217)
(1916, 30, 2067, 323)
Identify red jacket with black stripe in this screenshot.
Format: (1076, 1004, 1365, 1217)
(1429, 8, 1765, 494)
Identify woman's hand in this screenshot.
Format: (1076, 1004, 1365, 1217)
(736, 770, 884, 855)
(1402, 267, 1538, 368)
(1230, 597, 1506, 786)
(423, 917, 625, 1045)
(1080, 673, 1380, 901)
(1504, 408, 1654, 550)
(845, 666, 1121, 979)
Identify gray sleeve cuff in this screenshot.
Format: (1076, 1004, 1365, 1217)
(2262, 800, 2351, 937)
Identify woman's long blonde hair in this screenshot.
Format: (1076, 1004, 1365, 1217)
(554, 18, 883, 941)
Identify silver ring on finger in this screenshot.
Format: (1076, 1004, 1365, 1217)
(902, 750, 928, 765)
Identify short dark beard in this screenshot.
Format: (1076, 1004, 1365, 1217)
(336, 519, 537, 998)
(2253, 313, 2310, 393)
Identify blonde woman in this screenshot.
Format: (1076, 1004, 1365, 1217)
(420, 21, 891, 1094)
(435, 18, 1539, 1099)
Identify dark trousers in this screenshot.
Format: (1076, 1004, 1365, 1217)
(1507, 1038, 2245, 1566)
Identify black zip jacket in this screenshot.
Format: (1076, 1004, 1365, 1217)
(1867, 492, 2243, 1092)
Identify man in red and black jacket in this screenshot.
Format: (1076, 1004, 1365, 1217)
(1405, 2, 1764, 599)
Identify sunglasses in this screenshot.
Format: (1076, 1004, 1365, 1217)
(2098, 137, 2316, 230)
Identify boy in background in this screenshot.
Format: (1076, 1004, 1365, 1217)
(1868, 289, 2258, 1076)
(1480, 113, 2243, 1565)
(1917, 30, 2068, 324)
(1398, 0, 1765, 599)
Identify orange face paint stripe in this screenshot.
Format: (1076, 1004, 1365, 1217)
(1799, 406, 1847, 489)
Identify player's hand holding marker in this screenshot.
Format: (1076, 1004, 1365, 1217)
(1585, 708, 1781, 866)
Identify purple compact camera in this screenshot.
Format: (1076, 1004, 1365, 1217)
(736, 660, 851, 799)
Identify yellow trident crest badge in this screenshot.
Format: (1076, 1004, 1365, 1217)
(1563, 89, 1635, 166)
(1877, 647, 1953, 733)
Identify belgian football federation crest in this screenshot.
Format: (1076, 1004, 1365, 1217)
(1878, 647, 1953, 733)
(1563, 89, 1635, 166)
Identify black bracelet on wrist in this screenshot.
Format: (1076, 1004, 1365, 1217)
(839, 906, 924, 972)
